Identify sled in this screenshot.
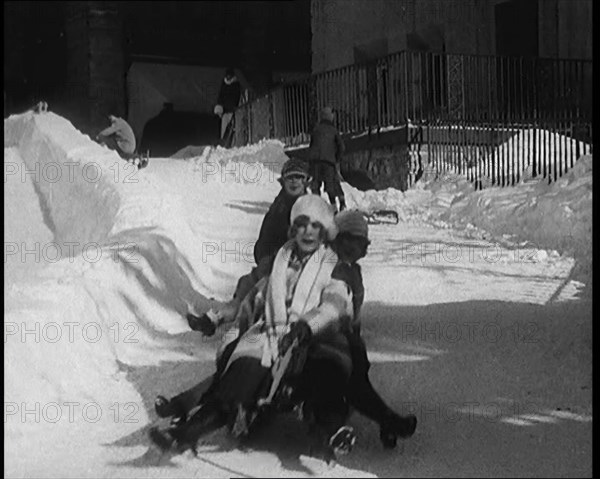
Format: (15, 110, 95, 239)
(257, 337, 299, 407)
(362, 209, 399, 225)
(220, 115, 235, 148)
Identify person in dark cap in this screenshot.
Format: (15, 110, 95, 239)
(215, 68, 243, 144)
(186, 157, 311, 334)
(308, 106, 346, 212)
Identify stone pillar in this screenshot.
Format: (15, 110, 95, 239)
(64, 1, 125, 135)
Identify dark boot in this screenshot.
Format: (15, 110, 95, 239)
(154, 395, 185, 420)
(379, 413, 417, 449)
(149, 402, 225, 453)
(186, 312, 217, 336)
(173, 402, 226, 447)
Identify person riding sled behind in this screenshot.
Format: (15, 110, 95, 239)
(326, 210, 417, 448)
(152, 195, 358, 457)
(308, 106, 346, 213)
(154, 207, 417, 454)
(186, 157, 311, 335)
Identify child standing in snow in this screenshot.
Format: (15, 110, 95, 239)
(308, 106, 346, 212)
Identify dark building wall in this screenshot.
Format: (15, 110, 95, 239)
(63, 2, 126, 136)
(311, 0, 496, 73)
(5, 1, 311, 133)
(311, 0, 592, 74)
(4, 1, 68, 114)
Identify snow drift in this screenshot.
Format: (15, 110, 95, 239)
(4, 112, 295, 477)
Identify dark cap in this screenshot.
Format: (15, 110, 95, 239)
(281, 158, 309, 178)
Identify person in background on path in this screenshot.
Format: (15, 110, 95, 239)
(308, 106, 346, 212)
(96, 114, 136, 159)
(214, 68, 243, 145)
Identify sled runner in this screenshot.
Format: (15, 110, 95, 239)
(257, 337, 299, 407)
(362, 209, 399, 225)
(220, 115, 235, 148)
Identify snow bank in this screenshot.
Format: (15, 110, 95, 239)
(494, 128, 591, 182)
(4, 112, 125, 255)
(4, 147, 54, 286)
(187, 139, 289, 186)
(340, 141, 591, 286)
(439, 155, 593, 282)
(4, 112, 288, 476)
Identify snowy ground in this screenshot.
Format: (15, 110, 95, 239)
(4, 112, 592, 478)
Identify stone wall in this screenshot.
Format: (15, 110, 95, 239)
(342, 142, 412, 191)
(311, 0, 496, 74)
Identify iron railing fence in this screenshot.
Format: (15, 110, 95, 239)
(424, 117, 592, 189)
(232, 50, 592, 188)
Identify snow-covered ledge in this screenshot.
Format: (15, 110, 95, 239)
(4, 112, 127, 255)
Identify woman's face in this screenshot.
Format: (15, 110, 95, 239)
(292, 215, 324, 254)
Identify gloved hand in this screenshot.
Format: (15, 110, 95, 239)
(213, 104, 224, 117)
(186, 312, 217, 336)
(279, 319, 312, 356)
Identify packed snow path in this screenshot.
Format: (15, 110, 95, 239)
(4, 112, 591, 478)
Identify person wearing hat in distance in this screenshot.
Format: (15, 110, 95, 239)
(308, 106, 347, 213)
(95, 114, 136, 159)
(152, 195, 357, 457)
(329, 210, 417, 448)
(214, 67, 243, 142)
(186, 157, 311, 335)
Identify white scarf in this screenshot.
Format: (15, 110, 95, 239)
(223, 240, 338, 371)
(262, 240, 337, 365)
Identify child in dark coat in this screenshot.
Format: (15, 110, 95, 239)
(308, 107, 346, 212)
(331, 211, 417, 448)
